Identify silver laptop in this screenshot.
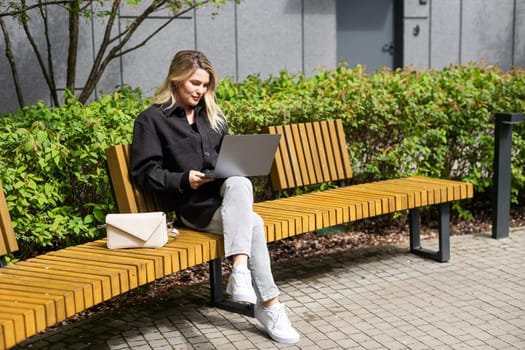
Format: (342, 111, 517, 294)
(202, 134, 281, 178)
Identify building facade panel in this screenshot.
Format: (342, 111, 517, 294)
(404, 0, 429, 18)
(515, 0, 525, 68)
(461, 0, 514, 69)
(403, 18, 429, 68)
(195, 2, 237, 80)
(430, 0, 461, 69)
(303, 0, 337, 74)
(235, 0, 303, 80)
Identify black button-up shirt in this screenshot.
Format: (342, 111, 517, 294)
(131, 102, 228, 227)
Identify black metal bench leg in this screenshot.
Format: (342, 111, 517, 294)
(409, 203, 450, 262)
(209, 258, 254, 317)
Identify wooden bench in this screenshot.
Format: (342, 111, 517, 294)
(0, 119, 473, 350)
(105, 119, 473, 302)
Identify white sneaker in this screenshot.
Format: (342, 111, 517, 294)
(255, 303, 300, 344)
(225, 266, 257, 304)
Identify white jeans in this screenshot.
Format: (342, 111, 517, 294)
(182, 176, 279, 302)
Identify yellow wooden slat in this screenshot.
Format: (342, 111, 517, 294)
(166, 241, 199, 267)
(49, 248, 147, 287)
(312, 121, 332, 182)
(278, 124, 297, 189)
(255, 209, 297, 238)
(0, 182, 18, 256)
(408, 176, 473, 201)
(258, 210, 306, 238)
(0, 300, 47, 331)
(378, 178, 438, 206)
(34, 254, 133, 293)
(0, 289, 65, 323)
(0, 305, 43, 337)
(82, 240, 172, 279)
(18, 259, 116, 300)
(283, 124, 303, 187)
(304, 189, 373, 218)
(0, 317, 23, 349)
(0, 295, 56, 326)
(261, 216, 288, 240)
(185, 231, 225, 259)
(325, 187, 397, 214)
(71, 243, 157, 280)
(298, 123, 317, 184)
(28, 256, 123, 297)
(105, 145, 138, 213)
(334, 119, 353, 178)
(255, 201, 319, 231)
(320, 120, 338, 180)
(264, 196, 342, 227)
(378, 178, 444, 206)
(73, 244, 162, 281)
(165, 230, 219, 269)
(5, 264, 107, 303)
(304, 122, 324, 183)
(121, 145, 161, 212)
(0, 318, 17, 350)
(311, 190, 368, 220)
(268, 125, 290, 191)
(262, 202, 320, 232)
(0, 270, 92, 310)
(327, 120, 345, 179)
(290, 124, 310, 185)
(157, 245, 187, 271)
(174, 235, 212, 263)
(0, 284, 76, 317)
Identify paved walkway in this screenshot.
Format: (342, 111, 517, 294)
(16, 228, 525, 350)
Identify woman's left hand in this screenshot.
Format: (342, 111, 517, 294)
(189, 170, 214, 190)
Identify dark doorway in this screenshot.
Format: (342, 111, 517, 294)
(336, 0, 402, 71)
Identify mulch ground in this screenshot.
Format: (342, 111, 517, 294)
(46, 205, 525, 332)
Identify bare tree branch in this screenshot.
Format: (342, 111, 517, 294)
(79, 0, 167, 103)
(20, 0, 59, 106)
(66, 0, 79, 92)
(39, 0, 59, 106)
(79, 0, 210, 103)
(0, 0, 77, 18)
(116, 3, 201, 57)
(77, 0, 122, 104)
(0, 17, 25, 108)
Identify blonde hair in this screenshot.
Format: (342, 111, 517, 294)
(153, 50, 226, 131)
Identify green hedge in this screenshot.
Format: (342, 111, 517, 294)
(0, 88, 145, 258)
(1, 63, 524, 260)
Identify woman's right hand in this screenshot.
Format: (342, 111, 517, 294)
(189, 170, 214, 190)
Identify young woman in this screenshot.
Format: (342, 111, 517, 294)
(130, 50, 299, 344)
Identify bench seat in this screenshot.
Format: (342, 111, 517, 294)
(0, 227, 224, 349)
(256, 176, 472, 241)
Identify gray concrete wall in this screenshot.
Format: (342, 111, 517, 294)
(407, 0, 525, 70)
(1, 0, 523, 113)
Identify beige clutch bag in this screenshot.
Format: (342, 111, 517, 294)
(105, 212, 169, 249)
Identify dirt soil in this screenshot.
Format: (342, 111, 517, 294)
(47, 205, 525, 331)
